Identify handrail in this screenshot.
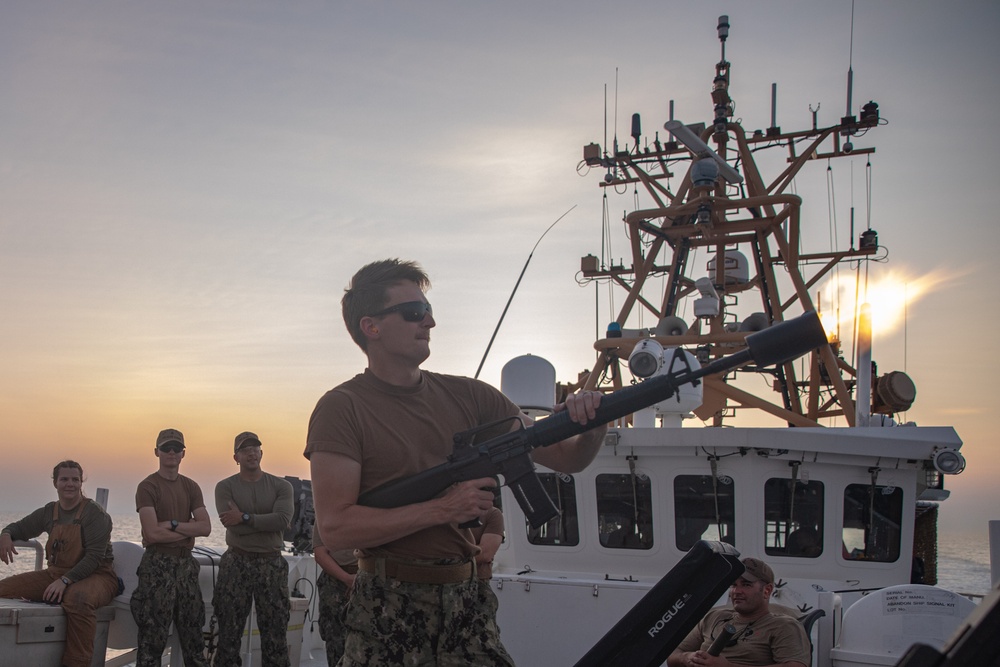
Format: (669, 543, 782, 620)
(13, 539, 44, 571)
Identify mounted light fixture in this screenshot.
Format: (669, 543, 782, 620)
(932, 449, 966, 475)
(628, 339, 664, 379)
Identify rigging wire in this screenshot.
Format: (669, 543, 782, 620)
(474, 205, 576, 379)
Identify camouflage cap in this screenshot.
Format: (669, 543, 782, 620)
(234, 431, 262, 452)
(156, 428, 185, 449)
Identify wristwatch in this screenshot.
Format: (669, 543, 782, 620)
(169, 519, 179, 531)
(60, 576, 71, 586)
(241, 513, 251, 524)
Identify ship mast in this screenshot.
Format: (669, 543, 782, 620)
(578, 16, 885, 428)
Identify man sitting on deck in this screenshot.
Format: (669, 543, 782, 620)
(0, 460, 120, 667)
(667, 557, 812, 667)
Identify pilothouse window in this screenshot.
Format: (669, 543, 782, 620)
(842, 483, 902, 562)
(673, 474, 736, 551)
(525, 473, 579, 546)
(764, 477, 824, 558)
(596, 473, 654, 549)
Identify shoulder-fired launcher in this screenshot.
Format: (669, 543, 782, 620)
(359, 311, 827, 528)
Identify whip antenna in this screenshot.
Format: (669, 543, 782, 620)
(474, 205, 577, 379)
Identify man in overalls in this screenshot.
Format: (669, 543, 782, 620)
(0, 460, 120, 667)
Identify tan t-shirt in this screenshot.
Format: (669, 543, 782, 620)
(677, 608, 812, 666)
(135, 472, 205, 549)
(304, 369, 520, 561)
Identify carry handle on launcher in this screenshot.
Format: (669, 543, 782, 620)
(358, 311, 828, 527)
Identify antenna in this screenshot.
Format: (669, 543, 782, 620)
(768, 83, 781, 136)
(846, 0, 856, 116)
(843, 0, 857, 139)
(717, 15, 729, 62)
(474, 206, 577, 379)
(603, 83, 608, 157)
(613, 68, 620, 158)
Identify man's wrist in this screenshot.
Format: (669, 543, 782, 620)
(60, 576, 72, 586)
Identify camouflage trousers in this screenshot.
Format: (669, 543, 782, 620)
(338, 569, 514, 667)
(211, 550, 290, 667)
(316, 570, 350, 667)
(475, 578, 500, 631)
(130, 549, 207, 667)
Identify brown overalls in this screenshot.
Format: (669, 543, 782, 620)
(0, 502, 119, 667)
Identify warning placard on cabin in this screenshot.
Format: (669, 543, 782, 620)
(882, 588, 962, 616)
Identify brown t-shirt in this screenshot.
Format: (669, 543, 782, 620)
(311, 523, 358, 570)
(304, 369, 520, 561)
(135, 472, 205, 549)
(677, 608, 812, 666)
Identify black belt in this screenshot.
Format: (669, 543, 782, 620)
(228, 546, 281, 559)
(146, 544, 192, 558)
(358, 557, 474, 584)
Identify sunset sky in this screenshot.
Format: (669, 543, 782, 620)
(1, 2, 997, 542)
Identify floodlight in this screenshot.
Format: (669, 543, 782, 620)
(628, 339, 664, 379)
(932, 449, 966, 475)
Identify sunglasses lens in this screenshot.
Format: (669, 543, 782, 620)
(371, 300, 432, 321)
(401, 302, 431, 321)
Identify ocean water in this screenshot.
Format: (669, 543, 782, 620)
(937, 534, 994, 596)
(0, 512, 230, 576)
(1, 512, 994, 595)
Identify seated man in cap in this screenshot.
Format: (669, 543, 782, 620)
(667, 557, 812, 667)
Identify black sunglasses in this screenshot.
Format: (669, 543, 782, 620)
(158, 444, 184, 453)
(369, 301, 433, 322)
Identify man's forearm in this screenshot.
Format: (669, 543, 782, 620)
(317, 499, 456, 552)
(246, 510, 292, 532)
(665, 650, 688, 667)
(1, 507, 47, 543)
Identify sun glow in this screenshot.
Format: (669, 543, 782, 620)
(815, 269, 955, 340)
